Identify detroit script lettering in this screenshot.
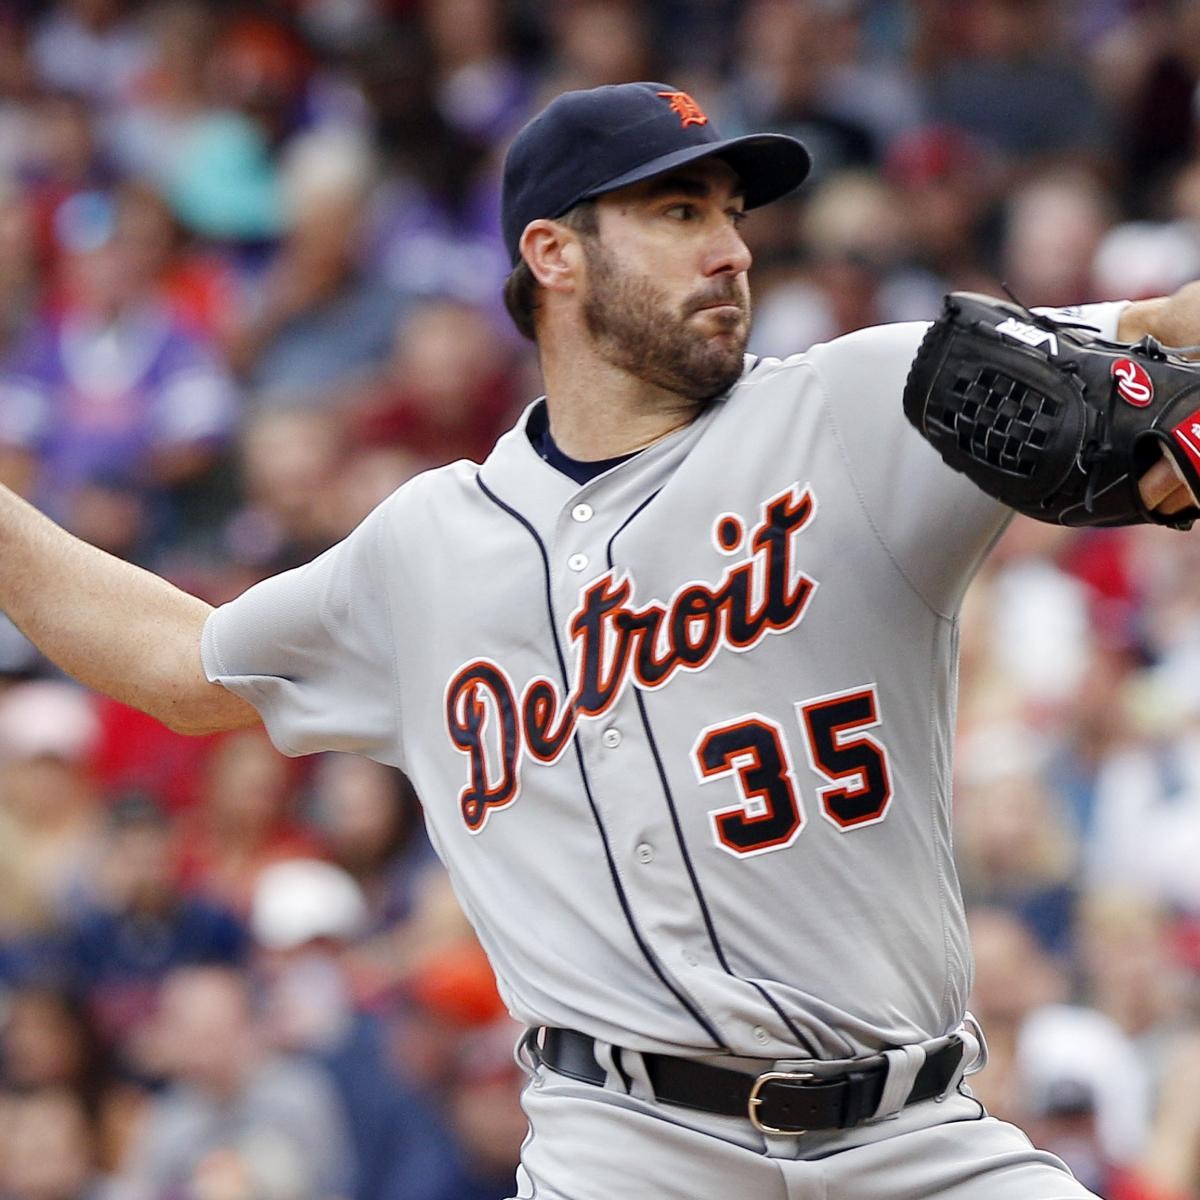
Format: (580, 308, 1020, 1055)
(444, 485, 819, 831)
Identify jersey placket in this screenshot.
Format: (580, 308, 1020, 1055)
(548, 473, 746, 1050)
(549, 477, 720, 1041)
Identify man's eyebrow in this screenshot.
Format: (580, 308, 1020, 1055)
(637, 174, 746, 203)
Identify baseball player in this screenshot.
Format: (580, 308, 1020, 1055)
(0, 83, 1197, 1199)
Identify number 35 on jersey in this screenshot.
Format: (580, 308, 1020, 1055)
(695, 684, 894, 858)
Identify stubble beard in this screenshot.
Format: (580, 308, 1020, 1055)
(581, 240, 750, 404)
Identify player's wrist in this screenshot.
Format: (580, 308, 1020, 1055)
(1117, 297, 1167, 344)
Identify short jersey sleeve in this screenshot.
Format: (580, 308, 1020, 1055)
(805, 302, 1128, 616)
(805, 321, 1006, 617)
(201, 494, 404, 764)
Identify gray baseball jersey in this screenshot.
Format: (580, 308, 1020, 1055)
(201, 307, 1123, 1064)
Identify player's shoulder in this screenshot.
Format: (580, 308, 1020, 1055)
(727, 350, 817, 401)
(325, 458, 482, 571)
(335, 459, 478, 545)
(369, 457, 480, 518)
(799, 320, 931, 373)
(730, 321, 932, 401)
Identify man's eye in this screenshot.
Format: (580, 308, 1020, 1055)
(729, 210, 747, 228)
(665, 204, 696, 220)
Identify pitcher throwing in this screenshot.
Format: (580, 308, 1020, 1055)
(1, 83, 1197, 1199)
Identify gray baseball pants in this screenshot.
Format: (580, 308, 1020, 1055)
(508, 1054, 1099, 1199)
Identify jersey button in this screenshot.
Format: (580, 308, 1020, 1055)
(602, 728, 621, 749)
(635, 843, 654, 864)
(571, 503, 594, 523)
(568, 553, 588, 572)
(752, 1026, 770, 1046)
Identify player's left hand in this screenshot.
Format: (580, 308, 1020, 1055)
(1123, 283, 1200, 519)
(1140, 454, 1199, 516)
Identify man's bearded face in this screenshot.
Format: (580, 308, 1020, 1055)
(581, 236, 750, 403)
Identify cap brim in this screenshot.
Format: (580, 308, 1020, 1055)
(578, 133, 810, 212)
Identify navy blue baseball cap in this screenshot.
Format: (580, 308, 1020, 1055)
(501, 82, 811, 265)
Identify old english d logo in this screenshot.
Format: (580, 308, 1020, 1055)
(657, 90, 708, 127)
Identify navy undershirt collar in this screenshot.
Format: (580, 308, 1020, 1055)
(527, 401, 638, 485)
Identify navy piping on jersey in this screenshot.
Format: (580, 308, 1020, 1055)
(475, 475, 725, 1049)
(607, 497, 820, 1058)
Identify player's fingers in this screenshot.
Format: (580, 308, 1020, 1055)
(1138, 457, 1181, 510)
(1160, 483, 1196, 515)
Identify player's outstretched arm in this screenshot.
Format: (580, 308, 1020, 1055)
(0, 485, 260, 735)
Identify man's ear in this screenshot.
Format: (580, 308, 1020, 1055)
(519, 219, 586, 293)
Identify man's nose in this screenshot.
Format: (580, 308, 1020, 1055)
(705, 221, 753, 277)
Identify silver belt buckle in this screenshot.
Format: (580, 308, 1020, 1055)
(747, 1069, 816, 1135)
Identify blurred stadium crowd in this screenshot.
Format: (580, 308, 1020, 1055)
(2, 0, 1200, 1197)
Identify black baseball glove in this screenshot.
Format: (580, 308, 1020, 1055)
(902, 291, 1200, 529)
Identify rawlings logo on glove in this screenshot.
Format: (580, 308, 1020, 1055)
(902, 291, 1200, 529)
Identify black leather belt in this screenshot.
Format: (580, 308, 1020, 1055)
(536, 1027, 965, 1135)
